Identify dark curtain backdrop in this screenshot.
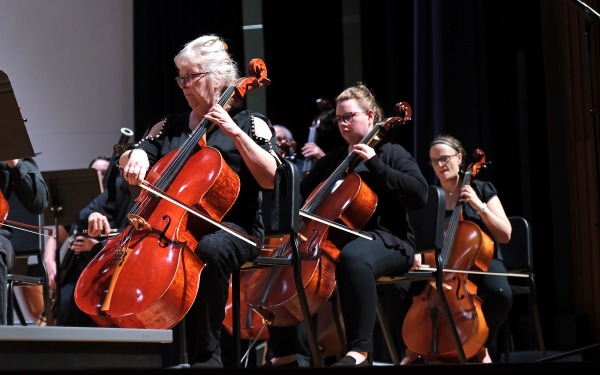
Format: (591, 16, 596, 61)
(133, 0, 600, 354)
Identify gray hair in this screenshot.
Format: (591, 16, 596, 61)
(174, 34, 240, 98)
(274, 124, 294, 141)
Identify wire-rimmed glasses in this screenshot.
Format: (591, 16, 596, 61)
(175, 72, 207, 88)
(430, 154, 459, 166)
(332, 111, 366, 125)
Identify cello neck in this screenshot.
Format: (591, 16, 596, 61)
(303, 118, 402, 214)
(440, 171, 472, 264)
(439, 149, 487, 264)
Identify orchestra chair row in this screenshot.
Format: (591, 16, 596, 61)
(5, 194, 53, 326)
(7, 254, 46, 325)
(499, 216, 546, 362)
(231, 158, 324, 368)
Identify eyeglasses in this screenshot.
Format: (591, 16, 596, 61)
(430, 154, 459, 166)
(175, 72, 207, 88)
(332, 111, 366, 125)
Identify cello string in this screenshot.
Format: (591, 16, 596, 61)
(299, 210, 375, 240)
(138, 180, 260, 247)
(303, 117, 405, 215)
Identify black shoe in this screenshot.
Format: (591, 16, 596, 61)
(191, 352, 223, 368)
(262, 360, 300, 368)
(330, 355, 369, 367)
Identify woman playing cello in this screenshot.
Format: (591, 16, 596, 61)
(265, 83, 428, 367)
(402, 135, 513, 364)
(119, 34, 279, 368)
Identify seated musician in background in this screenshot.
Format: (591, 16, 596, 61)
(273, 124, 303, 168)
(0, 157, 49, 325)
(44, 156, 110, 294)
(299, 97, 344, 174)
(401, 134, 513, 364)
(43, 155, 133, 326)
(265, 82, 428, 367)
(119, 34, 278, 368)
(89, 156, 111, 191)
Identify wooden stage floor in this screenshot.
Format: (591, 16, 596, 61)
(1, 326, 600, 374)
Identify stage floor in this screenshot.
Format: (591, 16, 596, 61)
(1, 326, 600, 374)
(0, 326, 171, 371)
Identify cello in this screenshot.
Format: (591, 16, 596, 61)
(402, 148, 493, 362)
(244, 103, 413, 327)
(222, 235, 345, 359)
(74, 59, 270, 329)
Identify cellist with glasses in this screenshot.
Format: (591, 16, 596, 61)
(402, 135, 513, 364)
(264, 83, 428, 367)
(118, 34, 279, 368)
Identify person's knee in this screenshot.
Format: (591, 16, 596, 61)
(0, 236, 15, 270)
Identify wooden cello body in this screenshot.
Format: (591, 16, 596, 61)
(244, 107, 413, 327)
(0, 190, 8, 222)
(245, 172, 377, 326)
(222, 235, 345, 359)
(74, 59, 271, 329)
(402, 149, 493, 362)
(74, 146, 235, 328)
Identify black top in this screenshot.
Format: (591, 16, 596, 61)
(0, 158, 49, 239)
(300, 140, 428, 249)
(445, 178, 503, 260)
(77, 171, 133, 231)
(136, 109, 278, 243)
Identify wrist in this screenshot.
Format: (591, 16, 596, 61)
(475, 203, 487, 215)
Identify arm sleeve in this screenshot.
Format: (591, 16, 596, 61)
(8, 157, 49, 215)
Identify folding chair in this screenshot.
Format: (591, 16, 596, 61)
(500, 216, 546, 362)
(374, 185, 458, 364)
(7, 263, 46, 325)
(5, 193, 52, 326)
(231, 159, 324, 368)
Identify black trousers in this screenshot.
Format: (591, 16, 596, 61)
(268, 233, 414, 357)
(185, 225, 260, 365)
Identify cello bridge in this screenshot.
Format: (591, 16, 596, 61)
(128, 214, 152, 231)
(114, 248, 129, 263)
(428, 281, 452, 291)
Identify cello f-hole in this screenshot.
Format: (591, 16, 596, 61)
(158, 215, 172, 247)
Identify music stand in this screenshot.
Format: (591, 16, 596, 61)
(42, 169, 102, 323)
(0, 70, 35, 160)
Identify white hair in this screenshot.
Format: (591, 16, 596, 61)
(174, 34, 239, 96)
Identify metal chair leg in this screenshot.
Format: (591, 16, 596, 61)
(375, 297, 400, 365)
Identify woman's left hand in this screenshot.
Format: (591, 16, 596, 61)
(204, 104, 239, 137)
(352, 144, 376, 160)
(460, 185, 484, 212)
